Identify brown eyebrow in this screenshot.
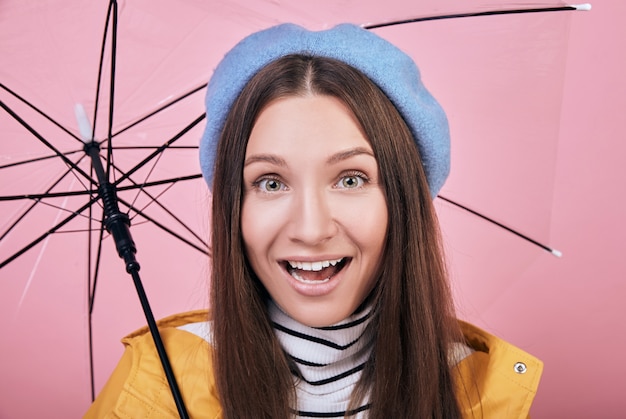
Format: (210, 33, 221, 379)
(326, 147, 375, 165)
(244, 154, 287, 167)
(244, 147, 374, 168)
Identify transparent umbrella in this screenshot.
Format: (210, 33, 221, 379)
(0, 0, 588, 417)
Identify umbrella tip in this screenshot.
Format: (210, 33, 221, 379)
(572, 3, 592, 11)
(551, 248, 563, 258)
(74, 103, 94, 143)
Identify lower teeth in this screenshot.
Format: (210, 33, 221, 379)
(290, 270, 331, 284)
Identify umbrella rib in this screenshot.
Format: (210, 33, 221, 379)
(89, 212, 107, 314)
(108, 161, 207, 246)
(112, 83, 207, 138)
(109, 146, 199, 150)
(105, 0, 118, 178)
(0, 149, 83, 170)
(117, 174, 202, 190)
(132, 182, 208, 248)
(44, 227, 105, 235)
(0, 83, 82, 143)
(87, 209, 106, 402)
(437, 195, 561, 256)
(0, 196, 99, 269)
(364, 5, 584, 29)
(90, 0, 115, 147)
(27, 199, 98, 222)
(0, 174, 202, 201)
(123, 147, 165, 213)
(0, 189, 100, 201)
(0, 152, 99, 205)
(117, 196, 208, 255)
(127, 184, 198, 241)
(1, 201, 97, 246)
(112, 114, 206, 186)
(87, 195, 94, 401)
(0, 100, 96, 185)
(86, 187, 99, 402)
(0, 160, 90, 240)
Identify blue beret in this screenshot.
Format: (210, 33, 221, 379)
(199, 23, 450, 197)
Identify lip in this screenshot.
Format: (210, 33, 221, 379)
(280, 257, 350, 297)
(282, 255, 346, 263)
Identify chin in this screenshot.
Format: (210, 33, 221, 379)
(285, 302, 358, 328)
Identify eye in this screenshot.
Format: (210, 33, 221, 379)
(256, 177, 285, 192)
(336, 172, 367, 189)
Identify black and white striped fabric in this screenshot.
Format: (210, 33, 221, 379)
(268, 301, 374, 418)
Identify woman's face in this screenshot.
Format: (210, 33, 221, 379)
(241, 94, 388, 327)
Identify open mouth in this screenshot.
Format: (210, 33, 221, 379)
(284, 257, 348, 284)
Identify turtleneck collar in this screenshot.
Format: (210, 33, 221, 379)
(268, 300, 374, 418)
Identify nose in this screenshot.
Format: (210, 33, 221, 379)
(287, 189, 337, 246)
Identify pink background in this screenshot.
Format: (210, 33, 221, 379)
(0, 1, 624, 417)
(495, 1, 626, 414)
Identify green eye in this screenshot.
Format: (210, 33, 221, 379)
(340, 175, 363, 189)
(260, 178, 282, 191)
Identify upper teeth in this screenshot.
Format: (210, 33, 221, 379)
(288, 258, 343, 272)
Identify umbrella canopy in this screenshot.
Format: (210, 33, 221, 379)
(3, 1, 624, 417)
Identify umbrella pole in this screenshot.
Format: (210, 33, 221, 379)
(85, 142, 190, 419)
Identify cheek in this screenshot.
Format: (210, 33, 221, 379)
(362, 205, 388, 265)
(336, 192, 388, 253)
(240, 197, 285, 260)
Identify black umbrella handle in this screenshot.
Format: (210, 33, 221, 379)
(128, 266, 191, 419)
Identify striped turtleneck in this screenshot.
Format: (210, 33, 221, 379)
(268, 301, 374, 418)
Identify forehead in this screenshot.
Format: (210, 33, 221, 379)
(246, 94, 372, 157)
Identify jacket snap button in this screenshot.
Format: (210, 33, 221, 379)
(514, 362, 527, 374)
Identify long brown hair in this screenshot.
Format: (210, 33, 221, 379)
(210, 55, 463, 418)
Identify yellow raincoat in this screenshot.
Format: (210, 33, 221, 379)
(85, 310, 542, 418)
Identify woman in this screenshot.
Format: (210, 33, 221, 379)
(86, 24, 542, 418)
